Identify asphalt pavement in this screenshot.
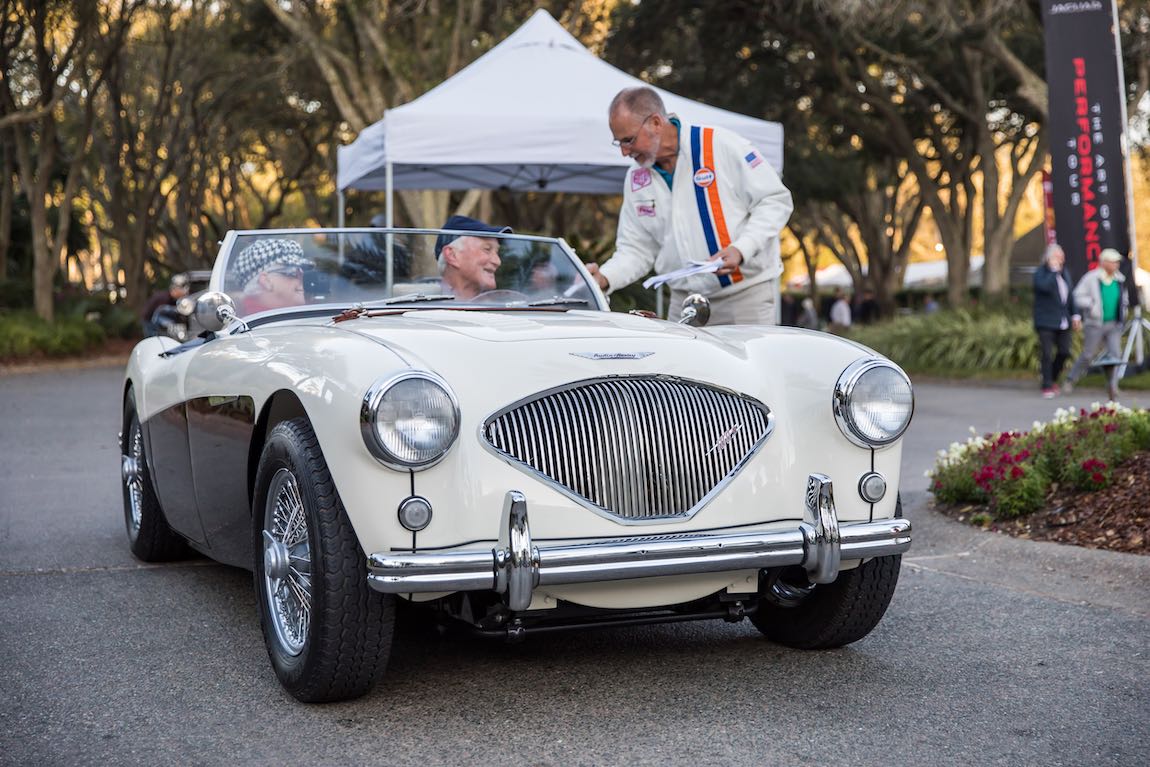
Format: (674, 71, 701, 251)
(1, 364, 1147, 766)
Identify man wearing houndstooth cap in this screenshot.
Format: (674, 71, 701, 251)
(232, 238, 311, 315)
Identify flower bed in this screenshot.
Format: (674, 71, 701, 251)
(929, 403, 1150, 519)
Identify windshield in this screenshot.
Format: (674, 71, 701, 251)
(220, 230, 601, 317)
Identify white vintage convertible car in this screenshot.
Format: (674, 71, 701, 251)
(120, 227, 913, 703)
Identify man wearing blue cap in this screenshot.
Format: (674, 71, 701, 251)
(436, 215, 513, 299)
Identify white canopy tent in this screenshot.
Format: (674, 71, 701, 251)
(785, 256, 986, 292)
(336, 9, 784, 225)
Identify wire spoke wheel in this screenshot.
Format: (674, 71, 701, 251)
(253, 417, 395, 702)
(120, 389, 186, 562)
(262, 468, 312, 657)
(123, 422, 146, 539)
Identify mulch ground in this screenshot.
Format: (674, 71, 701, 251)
(936, 451, 1150, 555)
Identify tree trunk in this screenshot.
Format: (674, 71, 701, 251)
(29, 203, 54, 321)
(0, 143, 11, 283)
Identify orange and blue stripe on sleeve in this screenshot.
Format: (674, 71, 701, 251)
(690, 126, 743, 287)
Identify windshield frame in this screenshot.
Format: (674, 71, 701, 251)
(209, 227, 609, 319)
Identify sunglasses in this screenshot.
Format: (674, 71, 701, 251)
(267, 265, 304, 279)
(611, 113, 654, 148)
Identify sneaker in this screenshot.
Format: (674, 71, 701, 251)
(1041, 387, 1057, 399)
(1061, 381, 1074, 394)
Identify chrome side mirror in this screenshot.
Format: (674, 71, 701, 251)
(194, 291, 239, 332)
(678, 293, 711, 327)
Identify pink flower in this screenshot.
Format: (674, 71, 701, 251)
(1010, 466, 1024, 479)
(1091, 472, 1105, 483)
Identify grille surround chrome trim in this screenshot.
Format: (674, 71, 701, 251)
(481, 375, 774, 525)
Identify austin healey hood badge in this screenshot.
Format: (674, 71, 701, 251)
(570, 352, 655, 360)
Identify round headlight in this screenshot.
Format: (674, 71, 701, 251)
(833, 359, 914, 448)
(361, 372, 460, 469)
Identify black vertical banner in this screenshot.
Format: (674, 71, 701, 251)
(1042, 0, 1136, 302)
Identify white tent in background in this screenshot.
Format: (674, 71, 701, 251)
(336, 9, 784, 223)
(785, 256, 986, 292)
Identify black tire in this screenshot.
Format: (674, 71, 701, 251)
(751, 494, 904, 649)
(121, 389, 188, 561)
(750, 555, 902, 649)
(253, 417, 395, 703)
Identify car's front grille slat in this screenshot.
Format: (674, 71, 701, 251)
(484, 377, 772, 521)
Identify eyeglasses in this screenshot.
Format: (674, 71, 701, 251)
(611, 114, 654, 148)
(267, 265, 304, 279)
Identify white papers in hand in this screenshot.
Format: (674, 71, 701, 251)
(642, 259, 720, 290)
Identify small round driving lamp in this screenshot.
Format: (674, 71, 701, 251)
(361, 372, 460, 470)
(397, 496, 433, 532)
(833, 359, 914, 448)
(858, 471, 888, 503)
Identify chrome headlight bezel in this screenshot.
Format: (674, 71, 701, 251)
(833, 358, 914, 449)
(360, 371, 460, 471)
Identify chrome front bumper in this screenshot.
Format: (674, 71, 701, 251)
(367, 473, 912, 611)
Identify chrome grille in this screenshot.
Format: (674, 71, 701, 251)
(483, 377, 772, 521)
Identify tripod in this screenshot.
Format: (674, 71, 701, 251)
(1117, 305, 1150, 380)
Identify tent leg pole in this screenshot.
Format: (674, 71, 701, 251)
(385, 161, 394, 295)
(386, 162, 394, 228)
(338, 190, 345, 260)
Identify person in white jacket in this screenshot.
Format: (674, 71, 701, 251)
(586, 87, 794, 325)
(1063, 248, 1129, 400)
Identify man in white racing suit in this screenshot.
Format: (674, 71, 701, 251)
(586, 87, 793, 325)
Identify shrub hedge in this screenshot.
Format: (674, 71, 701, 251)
(847, 307, 1062, 374)
(0, 312, 107, 361)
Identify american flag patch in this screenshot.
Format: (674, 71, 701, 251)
(745, 151, 763, 169)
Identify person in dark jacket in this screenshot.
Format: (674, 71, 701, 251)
(140, 273, 190, 337)
(1032, 243, 1080, 398)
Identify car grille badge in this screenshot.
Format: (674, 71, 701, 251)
(705, 424, 744, 456)
(570, 351, 655, 360)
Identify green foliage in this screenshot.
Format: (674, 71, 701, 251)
(0, 277, 34, 311)
(0, 312, 106, 361)
(59, 295, 140, 340)
(847, 306, 1062, 374)
(929, 405, 1150, 520)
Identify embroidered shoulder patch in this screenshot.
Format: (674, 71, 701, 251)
(631, 168, 652, 191)
(744, 151, 764, 169)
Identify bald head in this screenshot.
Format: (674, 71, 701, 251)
(608, 86, 668, 121)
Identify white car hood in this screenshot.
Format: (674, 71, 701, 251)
(332, 309, 845, 404)
(375, 308, 701, 343)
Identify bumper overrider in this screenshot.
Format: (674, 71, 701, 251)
(367, 474, 912, 611)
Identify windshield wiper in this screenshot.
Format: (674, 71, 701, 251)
(372, 293, 457, 306)
(528, 297, 591, 307)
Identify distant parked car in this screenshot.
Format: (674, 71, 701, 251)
(120, 227, 914, 702)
